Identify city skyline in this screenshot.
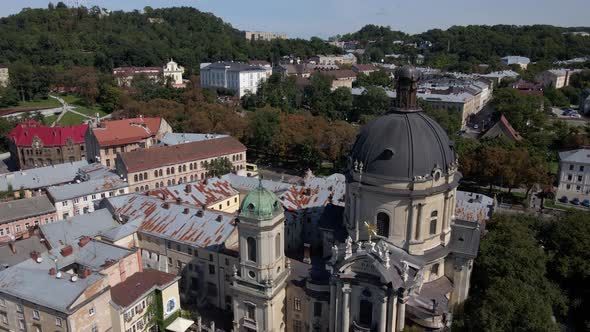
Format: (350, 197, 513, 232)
(0, 0, 588, 39)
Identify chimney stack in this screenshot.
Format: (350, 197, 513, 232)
(176, 197, 182, 205)
(60, 245, 73, 257)
(79, 267, 92, 279)
(78, 236, 92, 248)
(216, 215, 223, 222)
(183, 208, 190, 215)
(162, 202, 170, 209)
(196, 210, 204, 217)
(185, 184, 192, 193)
(30, 251, 42, 263)
(48, 268, 57, 276)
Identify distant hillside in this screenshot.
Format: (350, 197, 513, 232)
(337, 24, 590, 71)
(0, 5, 340, 72)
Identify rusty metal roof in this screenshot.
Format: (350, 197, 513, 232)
(107, 194, 236, 250)
(147, 178, 238, 209)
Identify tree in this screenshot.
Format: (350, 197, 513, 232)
(544, 87, 570, 107)
(352, 86, 390, 122)
(303, 73, 335, 118)
(0, 85, 20, 108)
(204, 157, 233, 177)
(354, 70, 394, 88)
(331, 87, 353, 120)
(247, 107, 281, 153)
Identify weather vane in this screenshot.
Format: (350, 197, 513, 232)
(364, 221, 377, 242)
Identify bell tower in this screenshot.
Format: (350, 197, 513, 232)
(231, 180, 289, 332)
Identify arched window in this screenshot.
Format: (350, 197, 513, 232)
(359, 299, 373, 327)
(145, 185, 149, 190)
(154, 170, 158, 178)
(247, 237, 257, 262)
(429, 211, 438, 235)
(159, 169, 163, 177)
(155, 182, 160, 188)
(376, 212, 390, 237)
(183, 165, 186, 172)
(143, 172, 148, 180)
(160, 181, 164, 187)
(134, 174, 138, 182)
(430, 263, 439, 278)
(275, 233, 281, 259)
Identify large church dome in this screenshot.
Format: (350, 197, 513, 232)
(350, 65, 457, 181)
(350, 111, 456, 181)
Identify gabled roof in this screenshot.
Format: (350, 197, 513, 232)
(0, 196, 55, 224)
(46, 172, 126, 201)
(119, 136, 246, 172)
(110, 269, 178, 308)
(92, 117, 162, 147)
(318, 69, 357, 80)
(147, 178, 238, 208)
(0, 160, 90, 191)
(482, 115, 523, 142)
(40, 209, 120, 249)
(8, 120, 87, 147)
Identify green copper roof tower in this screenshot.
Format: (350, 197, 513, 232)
(239, 178, 283, 220)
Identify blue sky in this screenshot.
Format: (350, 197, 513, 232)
(1, 0, 588, 39)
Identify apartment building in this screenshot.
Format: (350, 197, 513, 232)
(309, 54, 357, 65)
(242, 31, 287, 41)
(0, 64, 8, 87)
(47, 165, 128, 220)
(115, 136, 246, 193)
(85, 117, 172, 169)
(0, 196, 57, 242)
(557, 149, 590, 201)
(8, 120, 88, 170)
(200, 62, 271, 98)
(536, 69, 582, 89)
(501, 56, 531, 70)
(102, 194, 240, 311)
(109, 270, 182, 332)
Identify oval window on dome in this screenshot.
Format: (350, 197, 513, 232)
(247, 203, 255, 210)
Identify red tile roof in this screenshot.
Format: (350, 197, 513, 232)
(92, 117, 162, 147)
(8, 120, 87, 147)
(318, 69, 357, 80)
(120, 136, 246, 172)
(110, 269, 178, 308)
(353, 64, 378, 72)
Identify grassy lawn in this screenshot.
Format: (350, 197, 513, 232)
(75, 105, 106, 117)
(0, 98, 60, 110)
(44, 115, 57, 125)
(59, 94, 80, 104)
(57, 112, 87, 126)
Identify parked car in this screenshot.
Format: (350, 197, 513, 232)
(571, 198, 581, 205)
(582, 199, 590, 207)
(559, 196, 568, 203)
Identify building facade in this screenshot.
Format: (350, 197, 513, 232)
(115, 136, 246, 193)
(242, 31, 287, 41)
(0, 65, 8, 87)
(8, 120, 88, 170)
(0, 196, 57, 242)
(556, 149, 590, 201)
(163, 59, 185, 88)
(85, 117, 172, 169)
(200, 62, 271, 98)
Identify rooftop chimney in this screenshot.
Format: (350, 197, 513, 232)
(162, 202, 170, 210)
(216, 215, 223, 222)
(30, 251, 42, 263)
(79, 267, 92, 279)
(196, 210, 204, 217)
(60, 245, 73, 257)
(48, 268, 56, 276)
(303, 243, 311, 264)
(78, 236, 92, 248)
(183, 208, 190, 215)
(176, 197, 182, 205)
(185, 184, 192, 193)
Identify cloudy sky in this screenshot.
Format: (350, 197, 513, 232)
(1, 0, 588, 39)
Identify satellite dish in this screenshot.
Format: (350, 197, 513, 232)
(56, 272, 62, 279)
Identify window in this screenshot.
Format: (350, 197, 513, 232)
(430, 263, 440, 278)
(62, 201, 68, 207)
(247, 237, 257, 262)
(293, 320, 302, 332)
(578, 175, 583, 182)
(430, 211, 438, 235)
(168, 257, 173, 265)
(17, 304, 24, 313)
(176, 260, 182, 269)
(88, 306, 95, 316)
(143, 172, 148, 180)
(376, 212, 390, 237)
(294, 297, 301, 311)
(33, 309, 40, 320)
(219, 204, 222, 209)
(154, 170, 158, 178)
(106, 159, 110, 167)
(16, 225, 21, 233)
(55, 318, 62, 327)
(313, 302, 322, 317)
(275, 233, 281, 259)
(359, 300, 373, 327)
(134, 174, 138, 182)
(18, 319, 25, 330)
(209, 254, 213, 262)
(245, 303, 256, 320)
(225, 258, 229, 266)
(187, 247, 192, 255)
(209, 264, 215, 275)
(577, 185, 581, 190)
(0, 298, 4, 307)
(581, 166, 585, 172)
(0, 312, 7, 324)
(569, 164, 574, 170)
(568, 174, 573, 181)
(567, 184, 571, 190)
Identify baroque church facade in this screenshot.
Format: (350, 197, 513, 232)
(231, 66, 480, 332)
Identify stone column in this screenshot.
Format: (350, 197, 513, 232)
(329, 282, 337, 332)
(406, 203, 415, 248)
(342, 285, 352, 332)
(334, 283, 341, 332)
(379, 295, 388, 332)
(397, 296, 407, 332)
(442, 194, 449, 230)
(387, 294, 397, 332)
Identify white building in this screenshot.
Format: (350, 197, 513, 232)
(0, 65, 8, 87)
(163, 59, 185, 88)
(557, 149, 590, 201)
(536, 69, 581, 89)
(46, 165, 128, 220)
(501, 56, 531, 70)
(200, 62, 270, 98)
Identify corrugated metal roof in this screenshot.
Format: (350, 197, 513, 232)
(106, 194, 236, 250)
(455, 191, 494, 224)
(40, 209, 120, 249)
(148, 178, 238, 209)
(47, 172, 126, 201)
(158, 133, 228, 146)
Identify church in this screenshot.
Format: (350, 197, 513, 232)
(230, 65, 481, 332)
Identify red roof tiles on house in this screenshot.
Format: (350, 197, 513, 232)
(119, 136, 246, 172)
(498, 115, 523, 141)
(92, 117, 162, 147)
(8, 120, 87, 147)
(110, 269, 178, 308)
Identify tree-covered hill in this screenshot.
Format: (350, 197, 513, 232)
(337, 24, 590, 70)
(0, 4, 340, 72)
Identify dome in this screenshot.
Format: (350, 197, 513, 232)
(350, 111, 456, 181)
(239, 181, 283, 220)
(395, 65, 421, 82)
